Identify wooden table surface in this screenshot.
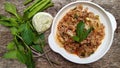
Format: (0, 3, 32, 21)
(0, 0, 120, 68)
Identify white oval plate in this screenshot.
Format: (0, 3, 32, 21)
(48, 1, 117, 64)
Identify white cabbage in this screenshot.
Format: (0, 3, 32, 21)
(32, 12, 53, 33)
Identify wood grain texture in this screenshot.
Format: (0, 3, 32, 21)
(0, 0, 120, 68)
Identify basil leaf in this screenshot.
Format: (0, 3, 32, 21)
(73, 21, 92, 42)
(21, 23, 34, 45)
(33, 33, 45, 53)
(18, 44, 25, 51)
(0, 14, 7, 20)
(39, 33, 45, 47)
(0, 17, 18, 27)
(4, 2, 18, 17)
(79, 31, 85, 42)
(76, 21, 85, 37)
(39, 33, 45, 40)
(32, 45, 43, 53)
(25, 49, 35, 68)
(10, 27, 18, 35)
(72, 36, 79, 42)
(17, 50, 27, 64)
(84, 27, 92, 38)
(3, 50, 17, 59)
(0, 20, 13, 27)
(9, 17, 18, 27)
(7, 42, 15, 50)
(18, 24, 26, 32)
(17, 47, 35, 68)
(33, 33, 45, 43)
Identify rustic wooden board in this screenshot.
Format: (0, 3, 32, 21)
(0, 0, 120, 68)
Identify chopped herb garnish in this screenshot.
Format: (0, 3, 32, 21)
(74, 14, 78, 19)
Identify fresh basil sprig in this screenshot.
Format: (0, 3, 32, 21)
(72, 21, 93, 42)
(0, 0, 53, 68)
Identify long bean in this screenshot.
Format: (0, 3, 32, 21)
(28, 0, 50, 19)
(40, 2, 53, 12)
(24, 0, 42, 13)
(29, 0, 45, 11)
(24, 0, 33, 5)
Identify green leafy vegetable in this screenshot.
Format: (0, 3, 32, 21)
(18, 45, 24, 51)
(39, 33, 45, 48)
(18, 24, 27, 32)
(21, 23, 34, 45)
(0, 14, 7, 20)
(10, 27, 18, 35)
(0, 16, 18, 27)
(4, 2, 17, 15)
(33, 33, 45, 44)
(32, 45, 43, 53)
(25, 49, 35, 68)
(8, 18, 18, 27)
(16, 45, 35, 68)
(33, 33, 45, 53)
(4, 2, 20, 20)
(0, 0, 54, 68)
(3, 50, 18, 59)
(6, 42, 15, 50)
(76, 21, 85, 38)
(17, 50, 27, 64)
(72, 36, 80, 42)
(0, 21, 13, 27)
(72, 21, 93, 42)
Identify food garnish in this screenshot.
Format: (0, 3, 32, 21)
(72, 21, 93, 42)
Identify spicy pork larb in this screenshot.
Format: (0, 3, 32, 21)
(56, 5, 105, 58)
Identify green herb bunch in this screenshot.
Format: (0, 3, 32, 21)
(0, 0, 53, 68)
